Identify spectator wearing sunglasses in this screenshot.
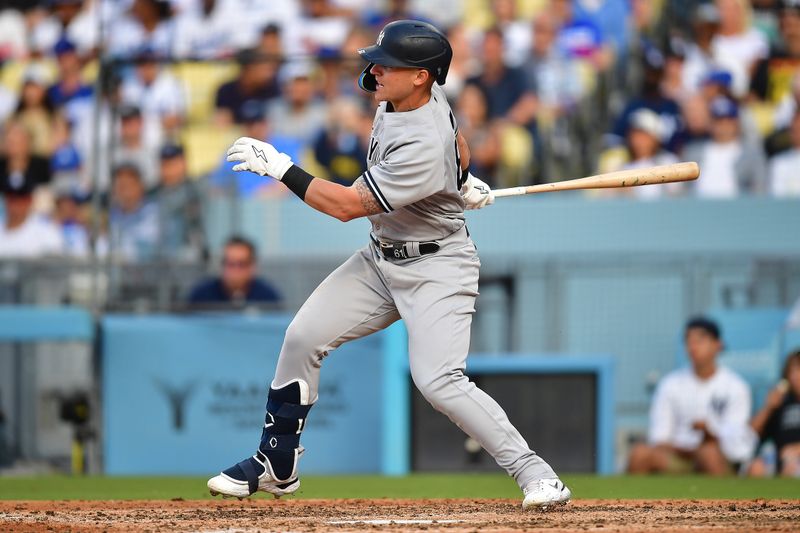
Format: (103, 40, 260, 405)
(188, 235, 281, 306)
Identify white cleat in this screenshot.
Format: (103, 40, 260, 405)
(207, 450, 301, 500)
(207, 471, 300, 499)
(521, 478, 571, 509)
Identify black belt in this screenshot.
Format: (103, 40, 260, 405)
(370, 234, 440, 260)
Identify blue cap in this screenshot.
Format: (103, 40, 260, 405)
(159, 143, 185, 160)
(702, 70, 732, 89)
(51, 145, 82, 172)
(54, 37, 77, 56)
(709, 96, 739, 119)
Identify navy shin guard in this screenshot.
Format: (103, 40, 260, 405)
(222, 380, 313, 490)
(259, 380, 313, 481)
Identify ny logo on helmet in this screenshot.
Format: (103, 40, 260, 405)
(377, 30, 385, 46)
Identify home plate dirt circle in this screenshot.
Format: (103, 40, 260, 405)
(1, 498, 799, 532)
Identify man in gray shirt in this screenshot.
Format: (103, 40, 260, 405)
(207, 20, 571, 510)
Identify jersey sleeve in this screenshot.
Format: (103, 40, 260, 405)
(647, 377, 676, 446)
(361, 136, 445, 212)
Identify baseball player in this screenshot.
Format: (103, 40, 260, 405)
(207, 20, 571, 509)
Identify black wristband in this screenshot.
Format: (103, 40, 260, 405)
(282, 164, 315, 200)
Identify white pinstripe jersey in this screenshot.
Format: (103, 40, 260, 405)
(361, 84, 466, 242)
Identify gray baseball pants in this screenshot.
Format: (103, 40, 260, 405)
(272, 229, 557, 489)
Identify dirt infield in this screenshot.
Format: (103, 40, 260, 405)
(1, 498, 799, 532)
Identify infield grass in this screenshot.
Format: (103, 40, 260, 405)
(0, 474, 798, 501)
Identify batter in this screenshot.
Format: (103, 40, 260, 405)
(207, 20, 571, 509)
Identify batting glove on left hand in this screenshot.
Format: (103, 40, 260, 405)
(461, 172, 495, 210)
(226, 137, 293, 180)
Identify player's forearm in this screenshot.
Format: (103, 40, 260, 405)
(304, 177, 368, 222)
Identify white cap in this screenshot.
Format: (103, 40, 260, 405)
(629, 108, 664, 141)
(22, 63, 51, 86)
(278, 61, 314, 85)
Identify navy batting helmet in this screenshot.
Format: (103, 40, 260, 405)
(357, 20, 453, 93)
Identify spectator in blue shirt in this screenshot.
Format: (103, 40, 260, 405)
(47, 38, 93, 109)
(188, 236, 281, 306)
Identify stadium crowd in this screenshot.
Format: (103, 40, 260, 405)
(0, 0, 799, 262)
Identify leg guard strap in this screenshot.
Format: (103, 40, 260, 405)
(237, 456, 261, 495)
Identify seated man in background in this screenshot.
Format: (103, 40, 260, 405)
(0, 170, 63, 258)
(628, 317, 756, 475)
(188, 236, 281, 306)
(749, 350, 800, 477)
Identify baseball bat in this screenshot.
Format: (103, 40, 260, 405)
(492, 162, 700, 198)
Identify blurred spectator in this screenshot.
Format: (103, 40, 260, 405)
(523, 12, 584, 120)
(660, 41, 690, 104)
(749, 350, 800, 478)
(683, 96, 767, 198)
(552, 0, 614, 71)
(491, 0, 533, 68)
(50, 140, 87, 197)
(681, 69, 763, 146)
(628, 317, 756, 475)
(214, 47, 280, 126)
(208, 101, 287, 197)
(750, 0, 800, 103)
(440, 24, 475, 102)
(610, 50, 684, 152)
(52, 186, 90, 257)
(573, 0, 631, 58)
(316, 24, 373, 101)
(773, 71, 800, 132)
(150, 143, 205, 260)
(267, 61, 327, 145)
(711, 0, 769, 97)
(611, 109, 682, 200)
(682, 3, 722, 95)
(0, 121, 52, 211)
(0, 3, 26, 59)
(188, 235, 281, 305)
(256, 23, 284, 60)
(312, 97, 368, 186)
(111, 104, 160, 190)
(456, 83, 501, 185)
(120, 48, 186, 134)
(0, 61, 16, 124)
(31, 0, 101, 57)
(284, 0, 351, 58)
(767, 109, 800, 196)
(467, 27, 537, 129)
(0, 164, 62, 258)
(362, 0, 428, 31)
(173, 0, 258, 59)
(47, 38, 93, 109)
(106, 0, 175, 58)
(109, 162, 159, 262)
(15, 64, 56, 157)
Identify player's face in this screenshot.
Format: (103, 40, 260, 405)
(369, 63, 423, 103)
(685, 328, 721, 369)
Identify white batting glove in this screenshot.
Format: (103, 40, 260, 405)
(226, 137, 293, 180)
(461, 173, 495, 210)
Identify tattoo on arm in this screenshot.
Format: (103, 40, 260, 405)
(354, 177, 384, 215)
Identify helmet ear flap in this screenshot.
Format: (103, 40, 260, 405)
(358, 63, 377, 92)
